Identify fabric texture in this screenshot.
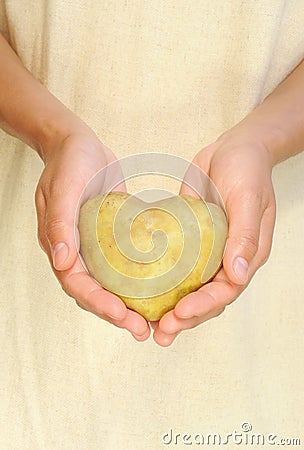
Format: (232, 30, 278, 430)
(0, 1, 304, 449)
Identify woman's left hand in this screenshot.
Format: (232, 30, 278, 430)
(152, 131, 276, 346)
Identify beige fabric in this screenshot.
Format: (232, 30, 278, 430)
(1, 1, 304, 449)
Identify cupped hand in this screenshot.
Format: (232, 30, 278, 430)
(35, 129, 150, 341)
(153, 133, 276, 346)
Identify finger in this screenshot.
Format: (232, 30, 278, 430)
(223, 190, 266, 285)
(156, 308, 222, 337)
(44, 178, 84, 271)
(171, 267, 242, 321)
(132, 328, 151, 342)
(155, 276, 238, 337)
(111, 309, 150, 337)
(153, 327, 180, 347)
(152, 250, 239, 340)
(58, 257, 128, 320)
(57, 256, 151, 337)
(155, 279, 231, 343)
(93, 308, 150, 338)
(158, 309, 202, 334)
(174, 269, 240, 319)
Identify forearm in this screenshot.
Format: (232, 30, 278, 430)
(0, 32, 85, 161)
(224, 59, 304, 166)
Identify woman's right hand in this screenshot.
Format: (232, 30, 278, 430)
(35, 128, 151, 341)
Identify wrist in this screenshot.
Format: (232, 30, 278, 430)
(35, 105, 91, 163)
(219, 115, 289, 168)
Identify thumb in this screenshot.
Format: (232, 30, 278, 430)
(45, 187, 80, 271)
(223, 193, 263, 285)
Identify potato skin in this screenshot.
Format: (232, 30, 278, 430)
(78, 192, 228, 321)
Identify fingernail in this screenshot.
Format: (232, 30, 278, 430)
(233, 257, 249, 283)
(52, 242, 69, 269)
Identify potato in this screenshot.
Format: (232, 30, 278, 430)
(78, 192, 228, 321)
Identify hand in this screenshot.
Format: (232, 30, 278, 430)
(153, 132, 276, 346)
(35, 129, 150, 341)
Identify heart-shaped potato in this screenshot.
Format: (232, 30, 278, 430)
(78, 192, 228, 321)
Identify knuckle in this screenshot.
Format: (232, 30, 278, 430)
(205, 292, 227, 316)
(48, 177, 65, 197)
(61, 282, 73, 299)
(237, 189, 263, 208)
(82, 287, 101, 309)
(49, 176, 80, 200)
(60, 271, 100, 313)
(59, 275, 74, 299)
(75, 299, 87, 311)
(214, 306, 226, 317)
(45, 218, 66, 242)
(230, 229, 259, 258)
(242, 232, 259, 255)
